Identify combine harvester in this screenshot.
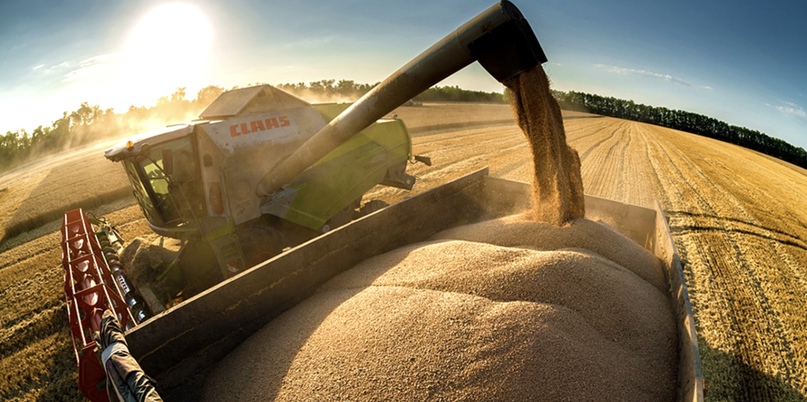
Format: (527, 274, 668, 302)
(60, 1, 703, 401)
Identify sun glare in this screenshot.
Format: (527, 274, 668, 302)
(119, 3, 213, 106)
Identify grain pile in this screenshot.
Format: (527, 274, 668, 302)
(503, 65, 585, 225)
(203, 214, 676, 401)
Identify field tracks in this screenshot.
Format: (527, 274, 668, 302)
(564, 116, 807, 399)
(640, 124, 806, 399)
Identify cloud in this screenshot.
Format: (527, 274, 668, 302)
(594, 64, 711, 90)
(48, 61, 71, 73)
(61, 53, 119, 83)
(283, 35, 338, 49)
(773, 101, 807, 120)
(29, 61, 72, 77)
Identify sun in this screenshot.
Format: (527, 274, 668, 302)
(119, 3, 213, 106)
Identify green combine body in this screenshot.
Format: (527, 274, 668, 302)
(263, 117, 412, 230)
(104, 85, 420, 308)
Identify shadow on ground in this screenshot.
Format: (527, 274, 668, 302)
(699, 338, 806, 401)
(1, 166, 130, 246)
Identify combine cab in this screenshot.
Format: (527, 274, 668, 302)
(100, 85, 420, 310)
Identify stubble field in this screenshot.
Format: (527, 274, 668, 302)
(1, 103, 806, 401)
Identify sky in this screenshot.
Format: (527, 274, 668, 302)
(1, 0, 805, 148)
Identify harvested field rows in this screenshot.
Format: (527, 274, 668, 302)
(1, 104, 806, 400)
(633, 125, 807, 401)
(570, 118, 807, 400)
(0, 139, 132, 247)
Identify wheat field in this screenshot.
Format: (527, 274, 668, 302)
(1, 105, 806, 400)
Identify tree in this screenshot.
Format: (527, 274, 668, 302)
(4, 82, 806, 174)
(70, 102, 101, 128)
(196, 85, 225, 108)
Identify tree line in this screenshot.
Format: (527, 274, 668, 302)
(0, 86, 226, 173)
(276, 79, 506, 103)
(0, 80, 505, 173)
(552, 90, 807, 169)
(2, 81, 804, 173)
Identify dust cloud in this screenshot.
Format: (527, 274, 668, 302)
(281, 88, 358, 104)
